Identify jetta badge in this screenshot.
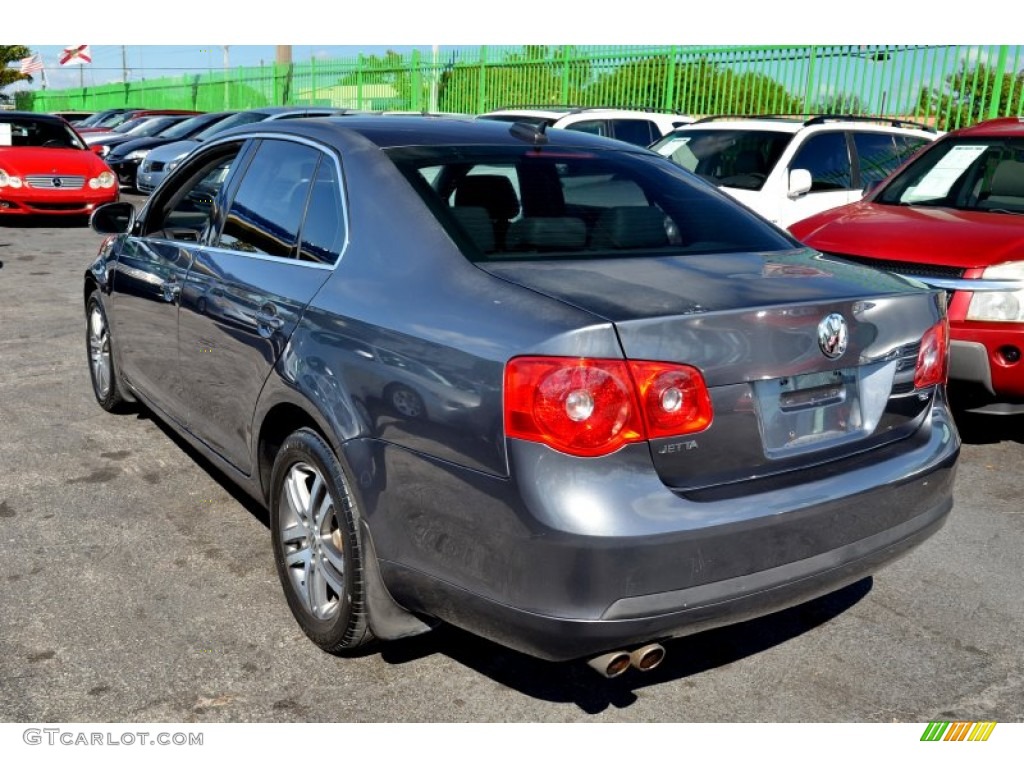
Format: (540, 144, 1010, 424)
(817, 313, 848, 359)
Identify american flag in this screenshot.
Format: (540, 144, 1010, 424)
(59, 45, 92, 66)
(19, 53, 44, 75)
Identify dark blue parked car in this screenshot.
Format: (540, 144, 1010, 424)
(85, 116, 959, 677)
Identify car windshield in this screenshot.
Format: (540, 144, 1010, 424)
(651, 129, 792, 190)
(193, 111, 268, 140)
(0, 117, 85, 149)
(875, 136, 1024, 214)
(123, 117, 181, 137)
(388, 144, 794, 262)
(160, 113, 223, 140)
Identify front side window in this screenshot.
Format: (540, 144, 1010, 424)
(790, 132, 853, 191)
(143, 143, 245, 242)
(390, 144, 794, 262)
(852, 132, 903, 187)
(217, 139, 321, 258)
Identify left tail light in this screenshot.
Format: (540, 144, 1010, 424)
(914, 318, 950, 389)
(505, 356, 713, 457)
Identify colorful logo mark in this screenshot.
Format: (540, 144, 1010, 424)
(921, 721, 997, 741)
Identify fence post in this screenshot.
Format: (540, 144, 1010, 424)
(988, 45, 1010, 120)
(560, 46, 571, 104)
(803, 45, 817, 113)
(411, 49, 422, 112)
(477, 46, 488, 113)
(663, 47, 678, 112)
(357, 54, 363, 109)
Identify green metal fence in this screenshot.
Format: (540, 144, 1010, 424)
(21, 45, 1024, 131)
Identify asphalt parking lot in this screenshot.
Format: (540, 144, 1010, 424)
(1, 199, 1022, 723)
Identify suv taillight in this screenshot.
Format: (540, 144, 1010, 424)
(504, 357, 713, 457)
(914, 318, 950, 389)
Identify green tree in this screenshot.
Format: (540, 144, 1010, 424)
(1, 45, 35, 90)
(811, 92, 867, 115)
(437, 46, 592, 114)
(916, 60, 1024, 131)
(582, 56, 800, 116)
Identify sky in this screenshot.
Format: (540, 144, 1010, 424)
(4, 1, 1021, 94)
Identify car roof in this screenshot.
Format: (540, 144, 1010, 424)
(211, 114, 656, 151)
(681, 114, 936, 136)
(0, 111, 67, 124)
(952, 116, 1024, 138)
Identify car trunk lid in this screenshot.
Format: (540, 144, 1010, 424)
(480, 248, 945, 490)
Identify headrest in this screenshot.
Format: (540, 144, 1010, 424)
(989, 160, 1024, 198)
(450, 206, 495, 253)
(454, 175, 520, 220)
(590, 206, 669, 249)
(506, 217, 587, 251)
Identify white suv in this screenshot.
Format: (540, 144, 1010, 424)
(477, 106, 694, 147)
(650, 115, 938, 228)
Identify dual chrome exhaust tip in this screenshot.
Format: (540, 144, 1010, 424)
(586, 643, 666, 678)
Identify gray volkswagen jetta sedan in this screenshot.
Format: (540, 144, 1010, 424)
(84, 116, 959, 677)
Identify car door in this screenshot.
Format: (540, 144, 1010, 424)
(176, 137, 343, 472)
(781, 131, 860, 227)
(108, 141, 247, 423)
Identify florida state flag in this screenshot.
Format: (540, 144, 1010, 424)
(59, 45, 92, 66)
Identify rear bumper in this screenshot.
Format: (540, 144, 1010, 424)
(370, 397, 960, 661)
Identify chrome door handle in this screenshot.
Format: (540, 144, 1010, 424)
(161, 279, 181, 302)
(255, 308, 284, 335)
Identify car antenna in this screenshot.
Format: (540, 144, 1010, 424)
(509, 121, 548, 145)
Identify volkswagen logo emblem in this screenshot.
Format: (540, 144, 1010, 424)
(52, 177, 63, 188)
(817, 313, 848, 359)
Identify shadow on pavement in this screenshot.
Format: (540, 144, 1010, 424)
(134, 404, 873, 713)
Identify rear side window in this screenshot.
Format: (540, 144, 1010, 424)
(609, 119, 658, 146)
(389, 145, 794, 262)
(791, 133, 853, 191)
(298, 158, 346, 265)
(218, 139, 321, 259)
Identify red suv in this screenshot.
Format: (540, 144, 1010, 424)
(790, 117, 1024, 415)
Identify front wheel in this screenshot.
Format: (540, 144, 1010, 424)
(269, 428, 374, 652)
(86, 291, 129, 412)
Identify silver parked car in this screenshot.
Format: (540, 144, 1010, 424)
(135, 106, 359, 194)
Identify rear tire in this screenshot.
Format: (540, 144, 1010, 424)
(269, 428, 374, 652)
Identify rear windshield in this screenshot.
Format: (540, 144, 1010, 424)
(387, 144, 793, 262)
(651, 129, 792, 190)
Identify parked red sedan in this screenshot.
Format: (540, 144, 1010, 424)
(790, 117, 1024, 415)
(0, 111, 118, 218)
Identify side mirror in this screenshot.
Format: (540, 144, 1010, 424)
(90, 201, 136, 235)
(788, 169, 813, 199)
(90, 145, 106, 156)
